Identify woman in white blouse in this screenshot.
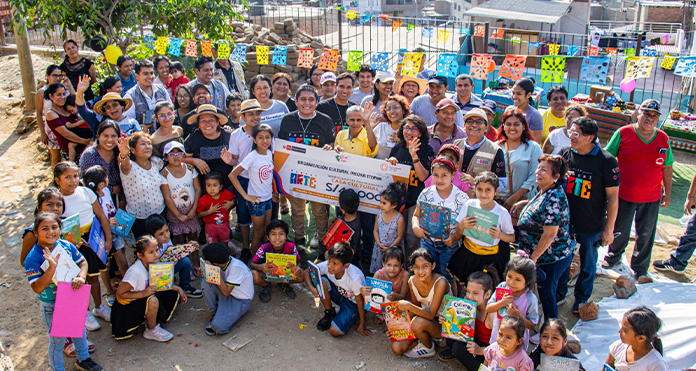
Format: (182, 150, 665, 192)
(373, 95, 410, 160)
(542, 105, 587, 155)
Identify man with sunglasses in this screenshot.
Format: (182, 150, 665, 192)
(556, 116, 620, 313)
(602, 99, 673, 281)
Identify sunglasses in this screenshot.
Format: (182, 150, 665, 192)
(167, 152, 185, 158)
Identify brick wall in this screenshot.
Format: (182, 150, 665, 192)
(645, 6, 683, 24)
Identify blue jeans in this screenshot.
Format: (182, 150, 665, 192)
(420, 238, 461, 281)
(537, 253, 573, 319)
(670, 212, 696, 270)
(233, 176, 252, 227)
(556, 231, 603, 306)
(40, 301, 90, 371)
(323, 276, 359, 335)
(202, 280, 251, 335)
(174, 256, 191, 290)
(247, 199, 272, 217)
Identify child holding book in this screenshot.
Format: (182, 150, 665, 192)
(486, 255, 539, 352)
(483, 316, 534, 371)
(111, 235, 186, 341)
(196, 172, 235, 245)
(304, 242, 371, 338)
(370, 182, 407, 273)
(391, 248, 451, 358)
(424, 144, 471, 193)
(327, 189, 362, 267)
(530, 319, 586, 371)
(605, 306, 668, 371)
(364, 247, 410, 302)
(449, 171, 515, 295)
(200, 242, 254, 336)
(21, 187, 65, 266)
(249, 220, 303, 302)
(23, 212, 104, 371)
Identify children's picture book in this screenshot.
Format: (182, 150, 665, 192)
(539, 354, 581, 371)
(41, 245, 81, 284)
(364, 277, 392, 314)
(159, 243, 197, 263)
(478, 365, 492, 371)
(463, 206, 500, 245)
(265, 253, 297, 282)
(496, 287, 513, 320)
(381, 302, 416, 341)
(200, 258, 221, 285)
(61, 214, 81, 246)
(419, 202, 451, 240)
(602, 365, 616, 371)
(307, 260, 325, 300)
(441, 295, 476, 342)
(322, 218, 354, 249)
(87, 217, 107, 264)
(149, 262, 174, 291)
(111, 209, 136, 238)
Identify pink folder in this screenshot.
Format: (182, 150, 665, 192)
(49, 282, 91, 338)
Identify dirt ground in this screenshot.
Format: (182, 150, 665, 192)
(1, 53, 695, 371)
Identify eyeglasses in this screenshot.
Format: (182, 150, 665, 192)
(167, 152, 185, 158)
(158, 112, 175, 120)
(403, 126, 419, 132)
(177, 94, 190, 99)
(465, 119, 486, 126)
(49, 74, 63, 79)
(568, 130, 582, 138)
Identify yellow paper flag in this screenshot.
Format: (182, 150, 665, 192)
(257, 46, 269, 65)
(402, 52, 423, 77)
(156, 37, 169, 55)
(437, 30, 450, 43)
(346, 10, 357, 20)
(661, 55, 676, 70)
(549, 44, 559, 55)
(392, 20, 402, 32)
(625, 57, 655, 79)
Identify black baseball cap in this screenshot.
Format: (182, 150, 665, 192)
(427, 73, 448, 86)
(640, 99, 660, 113)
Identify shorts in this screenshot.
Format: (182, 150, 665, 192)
(247, 199, 272, 218)
(205, 222, 230, 244)
(322, 276, 359, 335)
(233, 176, 252, 227)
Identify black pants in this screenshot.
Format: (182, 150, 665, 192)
(452, 338, 487, 371)
(604, 198, 660, 277)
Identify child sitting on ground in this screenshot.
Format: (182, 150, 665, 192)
(369, 182, 407, 273)
(111, 235, 186, 342)
(304, 242, 371, 338)
(200, 242, 254, 336)
(196, 172, 235, 245)
(606, 306, 668, 371)
(530, 319, 586, 370)
(249, 219, 304, 303)
(363, 246, 410, 303)
(484, 316, 534, 371)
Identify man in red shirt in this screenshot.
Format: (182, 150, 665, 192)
(602, 99, 673, 279)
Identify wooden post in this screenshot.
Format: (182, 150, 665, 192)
(338, 8, 343, 58)
(0, 18, 6, 46)
(11, 6, 36, 112)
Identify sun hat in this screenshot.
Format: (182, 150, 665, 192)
(93, 92, 133, 115)
(188, 104, 228, 125)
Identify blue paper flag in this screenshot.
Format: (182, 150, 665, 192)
(422, 27, 434, 38)
(272, 46, 288, 65)
(674, 57, 696, 77)
(436, 53, 458, 78)
(231, 44, 247, 64)
(144, 35, 155, 50)
(580, 57, 610, 83)
(641, 48, 658, 57)
(528, 42, 540, 53)
(361, 14, 372, 24)
(566, 45, 579, 56)
(397, 48, 407, 64)
(371, 52, 390, 72)
(459, 28, 470, 35)
(167, 38, 182, 56)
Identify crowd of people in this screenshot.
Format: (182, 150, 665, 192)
(22, 39, 687, 371)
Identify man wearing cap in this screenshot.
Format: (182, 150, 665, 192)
(602, 99, 673, 279)
(319, 72, 337, 102)
(452, 74, 483, 115)
(317, 72, 358, 136)
(214, 55, 247, 98)
(428, 98, 466, 155)
(409, 74, 464, 127)
(183, 104, 234, 189)
(124, 59, 171, 132)
(480, 99, 499, 141)
(180, 83, 228, 139)
(350, 64, 374, 105)
(454, 108, 507, 197)
(188, 56, 231, 112)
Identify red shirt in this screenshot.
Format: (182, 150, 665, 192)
(196, 190, 235, 225)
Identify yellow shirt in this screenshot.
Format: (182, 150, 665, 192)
(335, 128, 379, 157)
(541, 109, 566, 142)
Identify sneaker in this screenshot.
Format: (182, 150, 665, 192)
(143, 324, 173, 342)
(404, 342, 436, 358)
(85, 311, 100, 331)
(240, 249, 252, 265)
(184, 287, 203, 299)
(259, 285, 272, 303)
(310, 236, 320, 249)
(652, 259, 686, 273)
(92, 304, 111, 322)
(279, 283, 296, 299)
(74, 357, 103, 371)
(316, 309, 336, 331)
(601, 259, 618, 270)
(432, 337, 446, 348)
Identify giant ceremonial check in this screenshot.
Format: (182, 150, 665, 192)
(274, 140, 411, 214)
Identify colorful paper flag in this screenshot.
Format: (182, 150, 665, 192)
(231, 44, 247, 63)
(402, 52, 423, 77)
(541, 56, 566, 83)
(256, 46, 269, 65)
(661, 55, 676, 70)
(168, 38, 182, 57)
(588, 46, 599, 57)
(510, 36, 521, 43)
(272, 46, 287, 65)
(379, 14, 389, 20)
(185, 40, 198, 57)
(491, 29, 504, 39)
(498, 54, 526, 80)
(297, 48, 314, 68)
(459, 28, 470, 35)
(317, 49, 339, 71)
(346, 10, 357, 20)
(470, 54, 493, 80)
(606, 47, 618, 57)
(407, 24, 416, 32)
(392, 20, 402, 32)
(216, 42, 230, 59)
(200, 41, 213, 57)
(436, 53, 458, 78)
(144, 35, 155, 50)
(642, 48, 658, 57)
(156, 37, 169, 55)
(625, 48, 636, 57)
(474, 25, 485, 37)
(549, 44, 559, 55)
(674, 57, 696, 77)
(437, 30, 451, 43)
(566, 45, 579, 56)
(580, 57, 610, 83)
(422, 27, 434, 38)
(347, 51, 364, 71)
(625, 56, 655, 79)
(528, 42, 540, 53)
(397, 48, 407, 65)
(361, 14, 372, 24)
(661, 34, 670, 44)
(371, 52, 390, 72)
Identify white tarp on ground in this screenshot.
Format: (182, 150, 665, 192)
(571, 279, 696, 371)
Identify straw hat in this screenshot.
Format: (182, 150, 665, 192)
(93, 92, 133, 115)
(396, 75, 427, 96)
(188, 104, 228, 125)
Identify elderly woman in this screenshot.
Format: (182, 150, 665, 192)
(44, 83, 91, 162)
(374, 95, 410, 160)
(151, 100, 184, 158)
(385, 114, 434, 255)
(183, 104, 234, 188)
(543, 105, 587, 155)
(272, 72, 297, 112)
(497, 109, 544, 210)
(174, 85, 194, 127)
(60, 39, 97, 102)
(513, 155, 574, 319)
(249, 74, 289, 134)
(76, 76, 140, 137)
(542, 85, 569, 143)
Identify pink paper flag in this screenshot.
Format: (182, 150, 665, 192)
(50, 282, 91, 338)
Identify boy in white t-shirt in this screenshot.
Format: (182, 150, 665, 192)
(201, 242, 254, 336)
(304, 242, 371, 337)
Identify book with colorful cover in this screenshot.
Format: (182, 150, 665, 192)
(381, 302, 416, 341)
(159, 243, 197, 263)
(200, 258, 221, 285)
(321, 218, 354, 249)
(87, 217, 107, 264)
(602, 365, 616, 371)
(539, 354, 580, 371)
(40, 245, 81, 284)
(364, 277, 392, 314)
(265, 253, 297, 281)
(419, 202, 451, 239)
(111, 209, 136, 238)
(462, 206, 499, 245)
(307, 260, 325, 300)
(441, 295, 476, 342)
(478, 365, 492, 371)
(149, 262, 174, 291)
(61, 214, 81, 246)
(496, 287, 513, 320)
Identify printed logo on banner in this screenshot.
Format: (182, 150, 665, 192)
(290, 172, 317, 188)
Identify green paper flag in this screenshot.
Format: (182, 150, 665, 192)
(541, 56, 566, 83)
(347, 51, 363, 71)
(625, 48, 636, 57)
(407, 24, 416, 32)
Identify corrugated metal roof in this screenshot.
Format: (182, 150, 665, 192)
(464, 0, 571, 23)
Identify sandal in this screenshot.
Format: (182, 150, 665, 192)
(192, 266, 203, 278)
(63, 342, 76, 358)
(437, 348, 456, 362)
(280, 203, 290, 215)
